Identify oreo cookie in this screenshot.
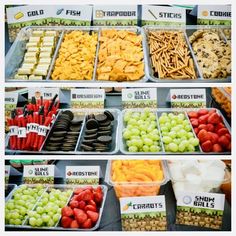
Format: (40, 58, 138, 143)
(95, 114, 107, 123)
(86, 119, 99, 130)
(104, 110, 114, 121)
(85, 128, 98, 135)
(99, 125, 112, 131)
(62, 110, 74, 120)
(53, 131, 67, 137)
(80, 144, 94, 151)
(97, 135, 112, 144)
(84, 133, 97, 140)
(99, 120, 111, 127)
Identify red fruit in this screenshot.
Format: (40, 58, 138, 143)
(76, 191, 85, 202)
(217, 128, 229, 136)
(70, 220, 79, 228)
(188, 111, 198, 118)
(74, 208, 88, 224)
(198, 109, 209, 116)
(225, 133, 231, 141)
(198, 114, 209, 124)
(208, 132, 219, 145)
(94, 192, 103, 204)
(61, 206, 73, 217)
(206, 123, 214, 132)
(212, 144, 223, 152)
(74, 188, 84, 195)
(85, 205, 97, 212)
(198, 129, 211, 143)
(226, 143, 231, 151)
(207, 113, 221, 124)
(82, 189, 94, 201)
(194, 128, 199, 134)
(81, 218, 92, 229)
(77, 200, 86, 210)
(215, 123, 225, 132)
(88, 200, 97, 208)
(86, 210, 99, 223)
(209, 108, 216, 114)
(69, 200, 79, 209)
(82, 186, 94, 192)
(61, 216, 73, 228)
(94, 186, 102, 193)
(198, 124, 207, 130)
(201, 140, 213, 152)
(191, 119, 199, 127)
(218, 135, 230, 148)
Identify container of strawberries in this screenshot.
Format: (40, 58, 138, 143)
(187, 108, 231, 154)
(60, 185, 108, 230)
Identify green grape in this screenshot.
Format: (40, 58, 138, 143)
(162, 136, 172, 144)
(169, 131, 177, 139)
(187, 132, 194, 138)
(53, 214, 60, 223)
(178, 143, 186, 152)
(129, 146, 138, 152)
(29, 217, 37, 227)
(189, 138, 199, 146)
(144, 138, 153, 146)
(168, 143, 178, 152)
(143, 145, 149, 152)
(184, 124, 192, 132)
(188, 144, 195, 152)
(36, 207, 44, 214)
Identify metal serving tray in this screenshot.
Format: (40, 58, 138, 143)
(143, 25, 231, 83)
(5, 184, 108, 231)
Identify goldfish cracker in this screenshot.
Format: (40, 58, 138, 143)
(51, 31, 98, 81)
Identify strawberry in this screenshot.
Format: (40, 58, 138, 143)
(76, 191, 85, 202)
(74, 188, 84, 195)
(194, 128, 199, 134)
(225, 133, 231, 141)
(191, 119, 199, 127)
(81, 218, 92, 229)
(207, 113, 221, 124)
(94, 186, 103, 193)
(188, 111, 198, 118)
(209, 108, 216, 114)
(198, 129, 211, 143)
(201, 140, 213, 152)
(217, 128, 229, 136)
(218, 135, 230, 148)
(198, 124, 207, 130)
(198, 114, 209, 124)
(212, 143, 223, 152)
(206, 123, 214, 132)
(61, 216, 73, 228)
(61, 206, 73, 217)
(208, 132, 219, 145)
(74, 208, 87, 224)
(70, 220, 79, 228)
(82, 189, 94, 201)
(226, 143, 231, 151)
(88, 200, 97, 208)
(215, 122, 225, 132)
(94, 192, 103, 204)
(77, 200, 86, 210)
(82, 186, 94, 192)
(198, 109, 209, 116)
(69, 200, 79, 209)
(86, 210, 99, 223)
(85, 204, 97, 212)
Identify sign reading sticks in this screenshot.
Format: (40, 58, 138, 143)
(142, 5, 186, 25)
(170, 89, 206, 108)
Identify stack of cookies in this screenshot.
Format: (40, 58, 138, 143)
(80, 110, 114, 152)
(45, 110, 84, 152)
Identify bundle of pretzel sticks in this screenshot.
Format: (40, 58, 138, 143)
(148, 30, 197, 80)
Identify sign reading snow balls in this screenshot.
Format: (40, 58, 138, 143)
(197, 5, 231, 25)
(23, 165, 55, 184)
(170, 89, 206, 108)
(66, 166, 100, 185)
(120, 196, 167, 231)
(93, 5, 138, 26)
(71, 89, 105, 109)
(122, 88, 157, 109)
(176, 192, 225, 229)
(142, 5, 186, 25)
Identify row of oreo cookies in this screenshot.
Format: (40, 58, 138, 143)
(44, 110, 84, 152)
(80, 110, 114, 152)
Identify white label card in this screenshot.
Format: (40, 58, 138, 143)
(66, 166, 100, 184)
(170, 89, 206, 108)
(23, 165, 55, 178)
(122, 88, 157, 108)
(5, 91, 18, 105)
(142, 5, 186, 25)
(28, 88, 60, 101)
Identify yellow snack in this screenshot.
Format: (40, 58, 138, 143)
(51, 31, 98, 80)
(97, 29, 144, 81)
